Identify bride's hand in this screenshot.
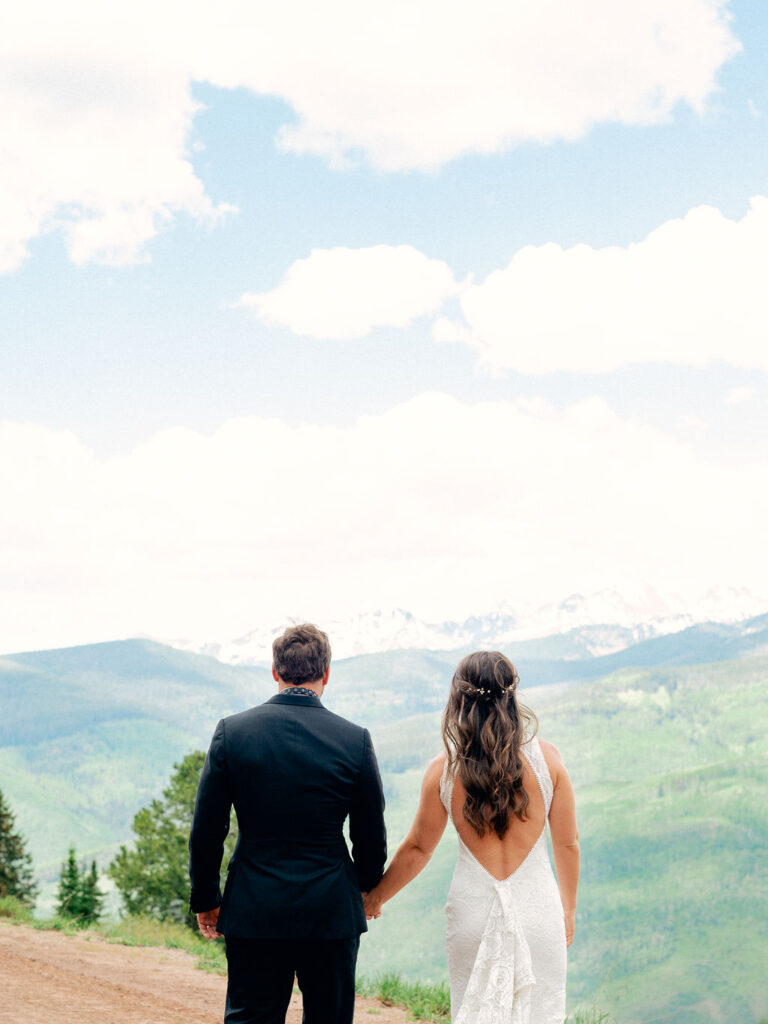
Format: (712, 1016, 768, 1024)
(564, 910, 575, 947)
(362, 890, 383, 920)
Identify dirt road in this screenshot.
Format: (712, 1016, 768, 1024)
(0, 922, 414, 1023)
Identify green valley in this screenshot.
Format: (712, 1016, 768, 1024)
(1, 622, 767, 1021)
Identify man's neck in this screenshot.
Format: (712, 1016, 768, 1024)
(278, 681, 324, 698)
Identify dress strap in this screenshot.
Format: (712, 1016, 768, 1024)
(523, 735, 554, 814)
(439, 755, 454, 818)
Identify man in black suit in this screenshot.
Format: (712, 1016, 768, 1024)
(189, 622, 387, 1024)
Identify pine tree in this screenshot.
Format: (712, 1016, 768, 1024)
(56, 848, 103, 925)
(82, 860, 104, 923)
(109, 750, 237, 928)
(56, 847, 81, 918)
(0, 789, 38, 907)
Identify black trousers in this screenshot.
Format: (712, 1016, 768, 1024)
(224, 935, 360, 1024)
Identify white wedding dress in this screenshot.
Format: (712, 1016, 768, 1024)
(439, 736, 567, 1024)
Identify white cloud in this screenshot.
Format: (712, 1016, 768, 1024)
(263, 0, 739, 170)
(254, 197, 768, 370)
(0, 19, 234, 271)
(1, 395, 766, 652)
(725, 386, 754, 405)
(1, 0, 739, 269)
(437, 197, 768, 372)
(678, 414, 707, 432)
(432, 317, 473, 346)
(238, 246, 458, 339)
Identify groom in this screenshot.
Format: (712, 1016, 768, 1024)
(189, 622, 387, 1024)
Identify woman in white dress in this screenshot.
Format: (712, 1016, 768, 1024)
(363, 651, 580, 1024)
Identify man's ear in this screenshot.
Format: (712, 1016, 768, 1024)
(272, 667, 280, 683)
(321, 667, 330, 688)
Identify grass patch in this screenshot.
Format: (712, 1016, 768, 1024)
(567, 1010, 615, 1024)
(0, 897, 85, 936)
(357, 972, 450, 1021)
(0, 895, 34, 922)
(96, 916, 227, 974)
(0, 908, 227, 975)
(355, 971, 613, 1024)
(98, 915, 197, 948)
(32, 915, 85, 934)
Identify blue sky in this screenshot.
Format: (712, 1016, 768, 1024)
(1, 0, 766, 651)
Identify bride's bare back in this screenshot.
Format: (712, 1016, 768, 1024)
(448, 751, 546, 880)
(447, 738, 576, 884)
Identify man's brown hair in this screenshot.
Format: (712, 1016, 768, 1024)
(272, 623, 332, 684)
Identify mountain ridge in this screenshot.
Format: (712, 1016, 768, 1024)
(155, 586, 768, 665)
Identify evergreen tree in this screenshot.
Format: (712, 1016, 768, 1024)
(109, 750, 237, 928)
(82, 860, 104, 923)
(56, 847, 104, 925)
(0, 788, 38, 907)
(56, 847, 81, 918)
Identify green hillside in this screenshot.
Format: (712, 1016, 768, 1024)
(0, 641, 273, 878)
(1, 629, 767, 1021)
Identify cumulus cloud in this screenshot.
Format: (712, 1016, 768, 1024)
(435, 197, 768, 372)
(238, 246, 459, 338)
(250, 198, 768, 370)
(0, 15, 234, 271)
(1, 395, 766, 652)
(263, 0, 740, 169)
(2, 0, 739, 269)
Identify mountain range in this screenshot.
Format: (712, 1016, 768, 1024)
(159, 586, 768, 664)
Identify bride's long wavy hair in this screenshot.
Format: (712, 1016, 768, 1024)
(442, 651, 537, 839)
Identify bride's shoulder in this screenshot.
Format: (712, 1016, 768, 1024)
(536, 737, 566, 778)
(537, 736, 561, 757)
(422, 750, 448, 785)
(427, 750, 447, 772)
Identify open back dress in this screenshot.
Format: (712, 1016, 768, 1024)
(439, 736, 567, 1023)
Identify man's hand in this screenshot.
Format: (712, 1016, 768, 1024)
(362, 891, 382, 921)
(197, 907, 222, 940)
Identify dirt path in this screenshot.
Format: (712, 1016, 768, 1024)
(0, 922, 415, 1023)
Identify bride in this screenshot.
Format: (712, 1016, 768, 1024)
(363, 651, 580, 1023)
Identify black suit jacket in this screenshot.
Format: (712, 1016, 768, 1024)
(188, 689, 387, 939)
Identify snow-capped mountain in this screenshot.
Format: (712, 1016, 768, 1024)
(160, 586, 767, 666)
(166, 608, 464, 665)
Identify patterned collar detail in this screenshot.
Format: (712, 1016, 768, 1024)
(281, 686, 321, 700)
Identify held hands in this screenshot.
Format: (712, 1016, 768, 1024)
(362, 890, 383, 921)
(197, 907, 222, 940)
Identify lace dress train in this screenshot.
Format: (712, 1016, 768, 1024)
(440, 737, 567, 1024)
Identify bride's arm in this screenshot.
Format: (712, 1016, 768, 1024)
(541, 739, 580, 946)
(363, 754, 448, 918)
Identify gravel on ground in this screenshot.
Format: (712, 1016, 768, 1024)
(0, 922, 415, 1024)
